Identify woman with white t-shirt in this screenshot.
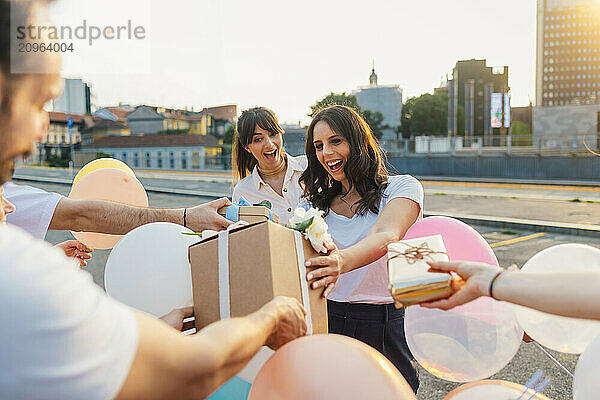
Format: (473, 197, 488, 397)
(300, 106, 423, 393)
(232, 107, 307, 226)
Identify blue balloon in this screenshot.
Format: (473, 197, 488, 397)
(207, 377, 251, 400)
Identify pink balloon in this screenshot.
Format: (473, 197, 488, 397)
(404, 216, 498, 266)
(248, 334, 416, 400)
(68, 168, 148, 249)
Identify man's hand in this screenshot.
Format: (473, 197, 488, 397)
(263, 296, 307, 350)
(159, 306, 195, 332)
(54, 240, 93, 267)
(185, 197, 233, 232)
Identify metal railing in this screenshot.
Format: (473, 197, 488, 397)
(381, 134, 599, 156)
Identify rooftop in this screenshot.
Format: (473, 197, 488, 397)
(84, 134, 220, 148)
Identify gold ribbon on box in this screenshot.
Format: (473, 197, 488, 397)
(388, 242, 448, 264)
(388, 238, 453, 308)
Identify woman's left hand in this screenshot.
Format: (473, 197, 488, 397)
(305, 241, 342, 298)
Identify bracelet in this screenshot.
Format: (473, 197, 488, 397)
(489, 269, 506, 299)
(183, 208, 187, 228)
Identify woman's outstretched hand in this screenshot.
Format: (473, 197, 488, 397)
(420, 260, 504, 310)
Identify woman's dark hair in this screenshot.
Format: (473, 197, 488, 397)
(232, 106, 285, 182)
(300, 105, 389, 216)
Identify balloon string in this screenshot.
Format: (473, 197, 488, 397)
(388, 242, 447, 264)
(532, 341, 574, 378)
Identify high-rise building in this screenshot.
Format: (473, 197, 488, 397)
(52, 78, 92, 115)
(447, 59, 509, 137)
(353, 64, 403, 140)
(535, 0, 600, 107)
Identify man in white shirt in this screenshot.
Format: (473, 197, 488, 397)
(0, 1, 307, 399)
(3, 180, 233, 240)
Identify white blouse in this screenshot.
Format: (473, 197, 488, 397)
(232, 155, 307, 226)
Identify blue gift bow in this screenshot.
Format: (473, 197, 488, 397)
(224, 196, 274, 222)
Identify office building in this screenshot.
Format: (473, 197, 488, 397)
(535, 0, 600, 106)
(447, 59, 509, 138)
(52, 78, 92, 115)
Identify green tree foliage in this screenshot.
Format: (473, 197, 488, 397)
(309, 92, 361, 117)
(157, 128, 189, 135)
(95, 152, 112, 159)
(222, 123, 235, 144)
(401, 92, 448, 137)
(511, 121, 532, 146)
(361, 109, 388, 139)
(309, 92, 387, 139)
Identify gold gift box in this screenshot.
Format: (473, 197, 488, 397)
(387, 234, 452, 307)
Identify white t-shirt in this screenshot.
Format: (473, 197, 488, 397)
(0, 224, 139, 400)
(233, 155, 307, 226)
(3, 181, 63, 239)
(302, 175, 424, 304)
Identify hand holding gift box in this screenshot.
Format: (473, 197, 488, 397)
(218, 196, 279, 224)
(388, 234, 456, 307)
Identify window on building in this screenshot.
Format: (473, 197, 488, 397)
(157, 152, 163, 168)
(181, 152, 187, 169)
(169, 152, 175, 169)
(145, 152, 151, 168)
(133, 153, 139, 168)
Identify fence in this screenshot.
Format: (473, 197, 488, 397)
(381, 134, 598, 157)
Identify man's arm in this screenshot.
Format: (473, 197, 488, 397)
(116, 296, 307, 400)
(49, 197, 232, 234)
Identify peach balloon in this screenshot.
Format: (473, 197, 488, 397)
(248, 334, 417, 400)
(69, 168, 148, 249)
(444, 380, 552, 400)
(73, 158, 135, 186)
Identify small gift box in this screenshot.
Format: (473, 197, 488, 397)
(218, 197, 278, 224)
(387, 234, 452, 307)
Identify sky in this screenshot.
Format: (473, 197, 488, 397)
(47, 0, 538, 125)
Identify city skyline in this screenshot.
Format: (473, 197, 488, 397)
(48, 0, 543, 124)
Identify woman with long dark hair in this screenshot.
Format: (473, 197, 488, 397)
(300, 105, 424, 392)
(232, 107, 307, 225)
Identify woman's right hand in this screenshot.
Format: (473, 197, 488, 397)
(420, 260, 504, 310)
(305, 241, 342, 298)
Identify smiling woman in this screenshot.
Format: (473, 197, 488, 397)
(232, 107, 307, 225)
(299, 105, 424, 393)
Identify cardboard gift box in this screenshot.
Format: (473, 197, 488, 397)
(218, 205, 278, 224)
(189, 220, 327, 333)
(387, 234, 452, 307)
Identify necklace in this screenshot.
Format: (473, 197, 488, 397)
(258, 156, 287, 178)
(339, 191, 360, 212)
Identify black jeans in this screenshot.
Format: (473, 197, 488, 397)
(327, 300, 419, 393)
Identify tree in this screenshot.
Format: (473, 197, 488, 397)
(511, 120, 532, 146)
(309, 92, 387, 138)
(309, 92, 361, 117)
(361, 109, 388, 139)
(222, 123, 235, 145)
(400, 92, 448, 137)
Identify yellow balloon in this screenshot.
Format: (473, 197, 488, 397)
(73, 158, 135, 186)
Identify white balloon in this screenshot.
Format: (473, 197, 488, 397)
(514, 244, 600, 354)
(444, 380, 552, 400)
(573, 333, 600, 400)
(105, 222, 200, 317)
(404, 297, 523, 382)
